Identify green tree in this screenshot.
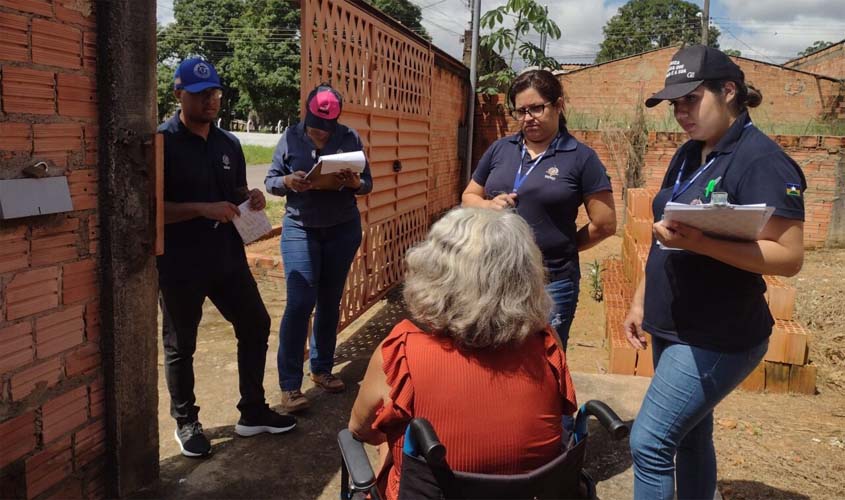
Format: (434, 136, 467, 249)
(797, 40, 833, 57)
(478, 0, 562, 94)
(227, 0, 302, 127)
(364, 0, 430, 40)
(596, 0, 720, 63)
(723, 48, 741, 57)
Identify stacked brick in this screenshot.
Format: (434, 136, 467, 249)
(603, 189, 816, 395)
(0, 1, 105, 498)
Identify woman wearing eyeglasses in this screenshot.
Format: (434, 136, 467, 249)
(462, 69, 616, 351)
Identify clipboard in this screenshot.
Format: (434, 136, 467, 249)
(303, 161, 343, 190)
(663, 201, 775, 242)
(303, 151, 367, 191)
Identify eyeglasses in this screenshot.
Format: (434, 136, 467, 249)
(187, 88, 223, 101)
(510, 102, 552, 120)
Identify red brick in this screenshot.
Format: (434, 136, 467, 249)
(765, 361, 791, 394)
(88, 378, 104, 418)
(789, 364, 817, 395)
(82, 31, 96, 72)
(73, 419, 105, 469)
(738, 361, 766, 392)
(31, 232, 80, 267)
(0, 230, 30, 274)
(6, 267, 59, 320)
(84, 301, 99, 342)
(31, 19, 81, 69)
(62, 258, 97, 304)
(67, 168, 97, 212)
(0, 411, 37, 468)
(32, 217, 80, 238)
(57, 73, 96, 119)
(42, 385, 88, 443)
(65, 342, 99, 377)
(0, 321, 34, 373)
(33, 123, 83, 168)
(0, 0, 52, 16)
(55, 0, 95, 27)
(45, 478, 82, 500)
(25, 435, 72, 499)
(10, 356, 62, 400)
(0, 11, 29, 62)
(0, 122, 33, 154)
(1, 66, 55, 115)
(35, 305, 84, 359)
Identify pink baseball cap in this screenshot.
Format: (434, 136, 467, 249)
(305, 85, 343, 132)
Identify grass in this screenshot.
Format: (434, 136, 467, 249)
(264, 198, 286, 225)
(243, 145, 275, 166)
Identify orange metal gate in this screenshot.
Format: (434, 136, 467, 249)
(300, 0, 435, 328)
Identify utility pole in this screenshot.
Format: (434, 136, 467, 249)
(701, 0, 710, 45)
(464, 0, 481, 185)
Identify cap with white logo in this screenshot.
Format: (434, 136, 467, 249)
(645, 45, 744, 107)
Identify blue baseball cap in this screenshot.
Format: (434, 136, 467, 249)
(173, 57, 222, 93)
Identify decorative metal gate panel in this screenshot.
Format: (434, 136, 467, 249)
(301, 0, 434, 329)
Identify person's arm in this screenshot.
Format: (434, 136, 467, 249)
(653, 216, 803, 277)
(623, 278, 647, 350)
(348, 344, 390, 445)
(576, 190, 616, 251)
(265, 130, 311, 195)
(164, 201, 240, 224)
(461, 180, 516, 210)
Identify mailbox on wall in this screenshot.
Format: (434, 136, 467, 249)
(0, 176, 74, 220)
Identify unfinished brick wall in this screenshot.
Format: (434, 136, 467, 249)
(473, 97, 843, 247)
(428, 63, 468, 219)
(0, 1, 104, 499)
(560, 46, 843, 125)
(785, 41, 845, 80)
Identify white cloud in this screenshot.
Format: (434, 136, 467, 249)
(719, 0, 845, 23)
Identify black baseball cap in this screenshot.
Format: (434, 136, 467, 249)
(645, 45, 744, 107)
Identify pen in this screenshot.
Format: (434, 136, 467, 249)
(213, 221, 220, 229)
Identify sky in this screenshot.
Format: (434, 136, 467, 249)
(156, 0, 845, 65)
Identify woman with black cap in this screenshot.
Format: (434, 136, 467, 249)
(623, 45, 806, 499)
(265, 84, 373, 413)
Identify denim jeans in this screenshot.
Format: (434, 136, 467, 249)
(278, 216, 362, 391)
(545, 278, 579, 351)
(630, 336, 769, 500)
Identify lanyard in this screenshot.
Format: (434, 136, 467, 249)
(513, 137, 555, 192)
(671, 121, 753, 201)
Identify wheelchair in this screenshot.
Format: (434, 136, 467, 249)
(338, 400, 629, 500)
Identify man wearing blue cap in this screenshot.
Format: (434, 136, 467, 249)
(157, 57, 296, 458)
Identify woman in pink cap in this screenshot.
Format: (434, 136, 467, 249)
(265, 84, 373, 413)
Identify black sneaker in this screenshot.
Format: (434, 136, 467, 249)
(174, 421, 211, 457)
(235, 406, 297, 437)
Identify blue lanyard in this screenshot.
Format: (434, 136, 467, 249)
(671, 121, 752, 201)
(513, 138, 554, 192)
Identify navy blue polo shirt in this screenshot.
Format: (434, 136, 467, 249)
(265, 121, 373, 228)
(156, 112, 249, 283)
(642, 111, 807, 351)
(473, 130, 612, 282)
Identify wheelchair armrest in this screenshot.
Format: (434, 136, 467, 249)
(583, 400, 629, 440)
(338, 429, 377, 491)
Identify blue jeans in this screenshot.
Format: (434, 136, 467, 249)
(278, 217, 362, 391)
(630, 336, 768, 500)
(546, 278, 579, 351)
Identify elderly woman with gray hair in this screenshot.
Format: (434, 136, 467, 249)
(347, 207, 577, 500)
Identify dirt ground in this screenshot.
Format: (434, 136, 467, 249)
(141, 236, 845, 499)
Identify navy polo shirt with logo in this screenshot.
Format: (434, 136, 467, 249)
(473, 130, 612, 282)
(156, 111, 249, 283)
(642, 111, 807, 352)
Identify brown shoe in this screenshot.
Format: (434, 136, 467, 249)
(310, 372, 346, 393)
(280, 390, 310, 413)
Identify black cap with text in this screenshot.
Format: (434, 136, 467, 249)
(645, 45, 744, 108)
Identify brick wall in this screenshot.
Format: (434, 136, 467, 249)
(560, 46, 843, 125)
(0, 1, 104, 499)
(785, 41, 845, 80)
(428, 64, 468, 219)
(473, 96, 844, 248)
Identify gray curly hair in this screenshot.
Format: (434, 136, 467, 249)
(403, 207, 551, 349)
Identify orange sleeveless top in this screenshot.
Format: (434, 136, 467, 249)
(372, 320, 577, 500)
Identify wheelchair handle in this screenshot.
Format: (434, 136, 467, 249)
(584, 400, 629, 440)
(409, 418, 447, 465)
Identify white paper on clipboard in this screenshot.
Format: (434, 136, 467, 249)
(232, 200, 273, 244)
(662, 201, 775, 244)
(312, 151, 366, 175)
